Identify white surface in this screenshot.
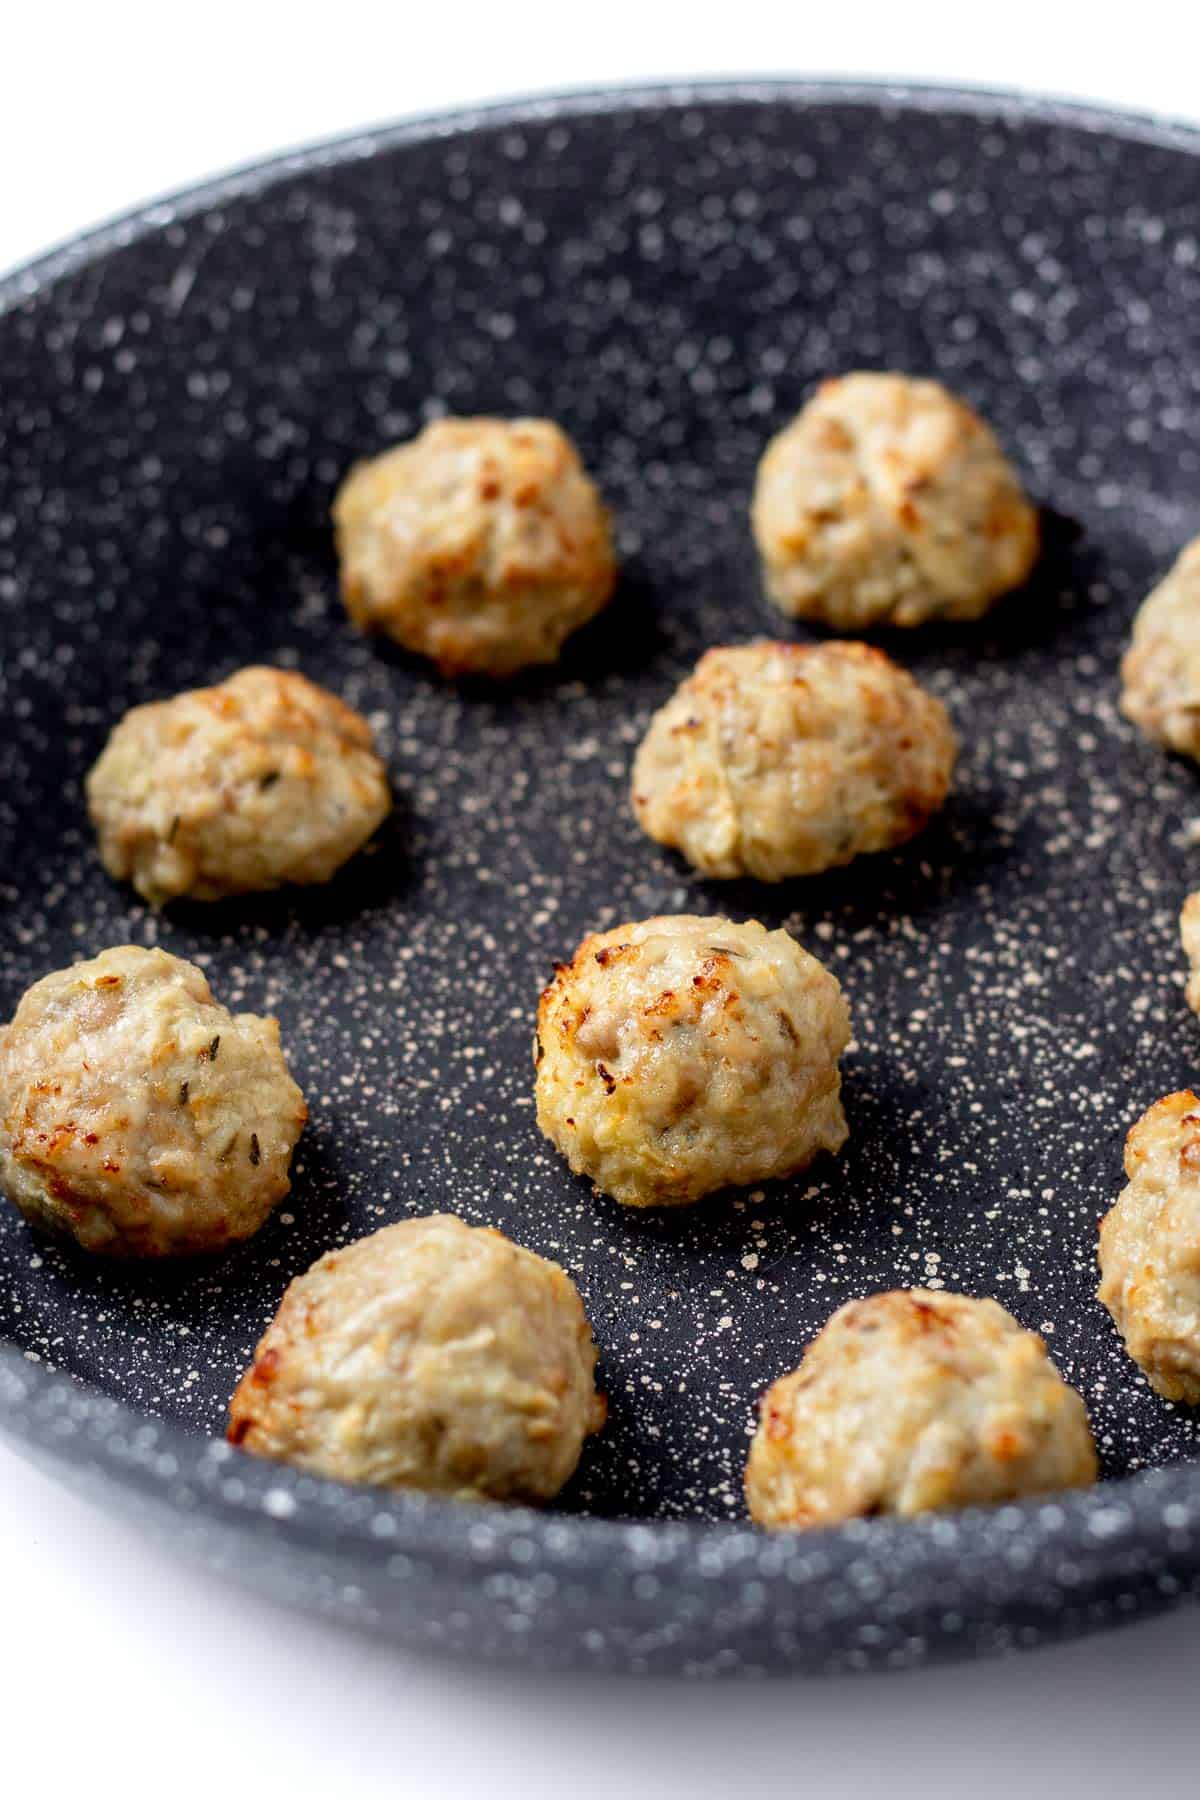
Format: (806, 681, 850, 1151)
(5, 1433, 1200, 1800)
(5, 4, 1200, 1796)
(8, 2, 1200, 278)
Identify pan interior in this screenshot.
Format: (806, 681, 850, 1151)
(2, 92, 1199, 1523)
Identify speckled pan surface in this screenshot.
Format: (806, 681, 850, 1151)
(3, 80, 1200, 1676)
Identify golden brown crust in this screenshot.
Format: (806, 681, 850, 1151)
(1121, 538, 1200, 758)
(745, 1289, 1097, 1530)
(751, 372, 1039, 629)
(86, 665, 390, 905)
(631, 639, 957, 880)
(1098, 1089, 1200, 1401)
(227, 1215, 605, 1501)
(0, 946, 306, 1257)
(333, 417, 615, 676)
(1182, 893, 1200, 1015)
(534, 914, 850, 1208)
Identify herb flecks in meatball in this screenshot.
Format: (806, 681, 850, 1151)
(1098, 1090, 1200, 1402)
(227, 1215, 605, 1501)
(535, 914, 850, 1208)
(745, 1289, 1097, 1530)
(0, 946, 306, 1257)
(751, 372, 1039, 630)
(333, 417, 615, 677)
(632, 639, 956, 880)
(86, 665, 390, 906)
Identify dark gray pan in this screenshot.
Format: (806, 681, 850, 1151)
(2, 80, 1200, 1676)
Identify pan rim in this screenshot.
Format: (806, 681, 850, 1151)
(4, 74, 1200, 1659)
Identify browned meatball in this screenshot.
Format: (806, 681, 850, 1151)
(1098, 1090, 1200, 1403)
(632, 639, 956, 880)
(228, 1215, 605, 1501)
(535, 914, 850, 1208)
(87, 666, 390, 905)
(1121, 538, 1200, 758)
(0, 946, 306, 1256)
(752, 373, 1039, 629)
(333, 417, 615, 676)
(745, 1289, 1097, 1530)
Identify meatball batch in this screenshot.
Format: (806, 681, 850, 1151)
(535, 914, 850, 1209)
(332, 416, 616, 678)
(228, 1214, 605, 1501)
(744, 1289, 1097, 1531)
(751, 372, 1039, 630)
(1120, 537, 1200, 758)
(1098, 1091, 1200, 1403)
(86, 665, 390, 907)
(631, 639, 957, 881)
(0, 946, 306, 1257)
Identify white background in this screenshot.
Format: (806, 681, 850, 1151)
(5, 4, 1200, 1795)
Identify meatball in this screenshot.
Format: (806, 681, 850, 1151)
(0, 946, 306, 1257)
(86, 665, 390, 906)
(534, 914, 850, 1208)
(751, 372, 1039, 630)
(1182, 892, 1200, 1015)
(332, 417, 616, 677)
(1120, 538, 1200, 758)
(1097, 1090, 1200, 1402)
(227, 1214, 605, 1501)
(631, 639, 956, 881)
(744, 1289, 1097, 1530)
